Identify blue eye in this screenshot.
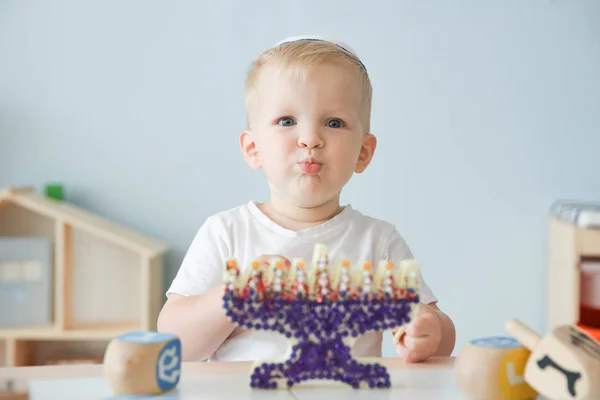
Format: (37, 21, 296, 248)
(278, 117, 295, 126)
(327, 119, 343, 128)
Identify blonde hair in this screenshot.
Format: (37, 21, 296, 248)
(243, 39, 373, 131)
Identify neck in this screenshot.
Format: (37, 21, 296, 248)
(259, 193, 343, 231)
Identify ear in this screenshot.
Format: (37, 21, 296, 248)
(355, 133, 377, 173)
(240, 130, 261, 170)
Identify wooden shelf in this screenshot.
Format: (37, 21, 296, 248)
(3, 338, 109, 366)
(0, 186, 168, 367)
(0, 322, 141, 340)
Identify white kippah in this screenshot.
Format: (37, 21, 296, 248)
(273, 35, 366, 71)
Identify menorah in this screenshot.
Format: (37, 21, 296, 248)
(221, 244, 421, 390)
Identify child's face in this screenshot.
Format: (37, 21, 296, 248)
(241, 62, 376, 209)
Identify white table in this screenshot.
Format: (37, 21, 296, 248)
(1, 357, 468, 399)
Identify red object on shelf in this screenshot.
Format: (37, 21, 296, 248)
(579, 261, 600, 343)
(578, 321, 600, 343)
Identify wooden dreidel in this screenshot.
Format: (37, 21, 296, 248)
(103, 331, 182, 395)
(454, 336, 539, 400)
(505, 318, 600, 400)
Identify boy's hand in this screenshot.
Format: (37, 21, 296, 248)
(393, 303, 442, 363)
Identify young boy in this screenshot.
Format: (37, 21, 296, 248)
(157, 35, 456, 363)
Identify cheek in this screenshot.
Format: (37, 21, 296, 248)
(256, 136, 296, 166)
(330, 138, 361, 163)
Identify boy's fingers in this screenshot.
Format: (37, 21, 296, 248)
(402, 334, 431, 351)
(257, 254, 291, 270)
(405, 313, 435, 337)
(394, 312, 435, 344)
(395, 340, 427, 363)
(395, 342, 410, 358)
(397, 335, 437, 363)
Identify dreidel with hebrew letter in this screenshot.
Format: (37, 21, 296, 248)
(505, 318, 600, 400)
(103, 331, 182, 395)
(454, 336, 538, 400)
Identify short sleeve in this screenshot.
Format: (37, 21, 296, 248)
(166, 216, 230, 298)
(383, 227, 438, 305)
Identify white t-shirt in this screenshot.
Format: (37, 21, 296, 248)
(167, 201, 437, 362)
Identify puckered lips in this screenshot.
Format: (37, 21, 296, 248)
(298, 157, 322, 174)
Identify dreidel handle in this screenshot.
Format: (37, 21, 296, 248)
(505, 318, 541, 350)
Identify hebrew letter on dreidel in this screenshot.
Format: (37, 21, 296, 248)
(537, 354, 581, 397)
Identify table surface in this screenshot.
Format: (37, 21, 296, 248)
(0, 357, 471, 400)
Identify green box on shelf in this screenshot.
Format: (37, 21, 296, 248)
(44, 184, 64, 201)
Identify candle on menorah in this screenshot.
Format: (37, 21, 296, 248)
(221, 244, 421, 390)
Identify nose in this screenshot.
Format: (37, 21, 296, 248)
(297, 125, 324, 149)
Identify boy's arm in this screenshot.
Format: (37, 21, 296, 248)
(156, 216, 232, 361)
(157, 285, 235, 362)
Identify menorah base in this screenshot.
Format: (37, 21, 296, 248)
(249, 338, 391, 390)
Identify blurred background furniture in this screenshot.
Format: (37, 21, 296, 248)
(548, 201, 600, 341)
(0, 186, 168, 367)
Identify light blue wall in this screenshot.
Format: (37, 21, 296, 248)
(1, 0, 599, 357)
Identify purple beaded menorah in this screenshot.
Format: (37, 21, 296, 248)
(222, 244, 421, 390)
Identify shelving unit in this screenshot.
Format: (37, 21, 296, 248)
(0, 186, 169, 366)
(548, 209, 600, 341)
